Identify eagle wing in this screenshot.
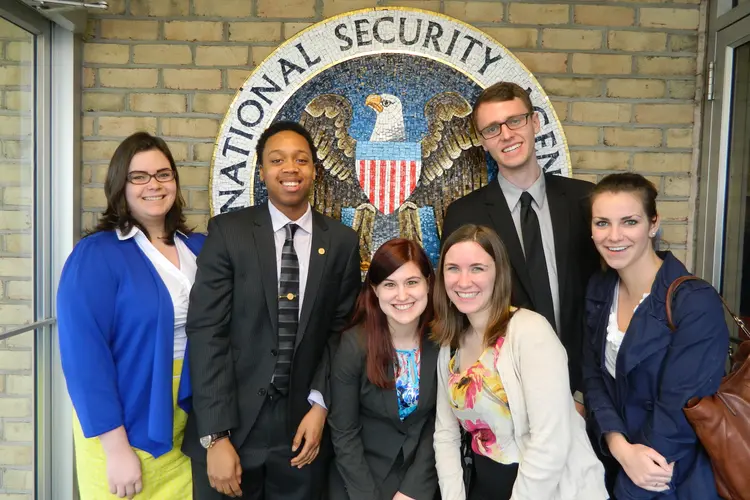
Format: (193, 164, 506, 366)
(408, 92, 487, 236)
(300, 94, 368, 220)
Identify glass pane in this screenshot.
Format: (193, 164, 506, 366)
(0, 18, 35, 500)
(723, 42, 750, 337)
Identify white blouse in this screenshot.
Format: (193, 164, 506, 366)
(118, 228, 197, 360)
(606, 283, 649, 378)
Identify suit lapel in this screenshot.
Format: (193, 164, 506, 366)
(618, 301, 672, 379)
(417, 339, 438, 412)
(382, 363, 405, 428)
(252, 206, 279, 334)
(545, 175, 570, 311)
(296, 211, 330, 349)
(483, 181, 534, 301)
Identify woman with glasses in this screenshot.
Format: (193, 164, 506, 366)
(57, 132, 205, 499)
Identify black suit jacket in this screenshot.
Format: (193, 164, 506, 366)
(182, 203, 361, 462)
(328, 328, 439, 500)
(441, 174, 599, 392)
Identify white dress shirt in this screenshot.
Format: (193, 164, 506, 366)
(267, 201, 325, 409)
(497, 171, 561, 333)
(117, 227, 197, 360)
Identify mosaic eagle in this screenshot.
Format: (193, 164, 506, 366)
(300, 92, 488, 266)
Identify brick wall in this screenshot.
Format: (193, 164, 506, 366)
(81, 0, 704, 264)
(0, 19, 37, 500)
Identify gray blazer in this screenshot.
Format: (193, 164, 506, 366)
(328, 327, 439, 500)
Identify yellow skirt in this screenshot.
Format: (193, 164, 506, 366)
(73, 359, 192, 500)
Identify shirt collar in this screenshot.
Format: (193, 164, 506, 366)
(496, 168, 547, 210)
(115, 226, 187, 241)
(116, 226, 139, 240)
(268, 201, 313, 234)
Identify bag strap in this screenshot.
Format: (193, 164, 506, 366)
(666, 275, 750, 340)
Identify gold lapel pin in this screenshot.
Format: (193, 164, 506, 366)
(318, 248, 325, 255)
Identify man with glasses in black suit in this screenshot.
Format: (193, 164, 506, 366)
(441, 81, 599, 416)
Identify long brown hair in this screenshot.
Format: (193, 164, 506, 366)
(431, 224, 514, 349)
(347, 238, 434, 388)
(91, 131, 191, 244)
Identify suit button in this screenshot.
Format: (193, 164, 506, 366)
(258, 388, 267, 396)
(271, 349, 278, 356)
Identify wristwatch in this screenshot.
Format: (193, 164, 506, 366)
(200, 430, 231, 449)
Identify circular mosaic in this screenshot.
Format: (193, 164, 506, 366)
(211, 7, 570, 264)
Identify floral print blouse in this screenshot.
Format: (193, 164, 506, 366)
(395, 347, 420, 420)
(448, 336, 520, 465)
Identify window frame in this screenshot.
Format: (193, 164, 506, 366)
(0, 2, 81, 498)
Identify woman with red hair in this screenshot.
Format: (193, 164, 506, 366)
(328, 238, 439, 500)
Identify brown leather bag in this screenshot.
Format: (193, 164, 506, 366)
(666, 275, 750, 500)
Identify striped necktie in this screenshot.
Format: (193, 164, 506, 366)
(272, 223, 299, 395)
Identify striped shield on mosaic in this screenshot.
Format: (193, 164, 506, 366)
(356, 141, 422, 215)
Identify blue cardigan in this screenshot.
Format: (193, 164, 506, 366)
(583, 252, 727, 500)
(57, 230, 205, 458)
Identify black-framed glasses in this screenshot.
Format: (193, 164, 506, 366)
(127, 169, 175, 185)
(478, 113, 532, 140)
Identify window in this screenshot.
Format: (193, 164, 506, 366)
(0, 15, 42, 498)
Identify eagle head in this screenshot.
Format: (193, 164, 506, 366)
(365, 93, 406, 142)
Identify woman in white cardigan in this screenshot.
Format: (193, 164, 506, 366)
(431, 224, 608, 500)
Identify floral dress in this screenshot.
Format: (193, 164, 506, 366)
(395, 347, 420, 420)
(448, 336, 520, 464)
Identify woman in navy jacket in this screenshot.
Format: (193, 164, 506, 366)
(57, 132, 205, 499)
(583, 173, 727, 500)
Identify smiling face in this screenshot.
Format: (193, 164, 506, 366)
(442, 241, 496, 318)
(124, 149, 177, 229)
(474, 97, 540, 174)
(373, 261, 429, 330)
(259, 130, 315, 220)
(591, 191, 659, 271)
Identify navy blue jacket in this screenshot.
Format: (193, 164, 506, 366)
(583, 252, 727, 500)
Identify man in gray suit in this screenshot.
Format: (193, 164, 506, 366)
(183, 121, 361, 499)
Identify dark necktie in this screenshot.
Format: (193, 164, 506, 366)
(272, 223, 299, 395)
(519, 192, 556, 331)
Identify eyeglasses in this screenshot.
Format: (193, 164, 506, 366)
(478, 113, 532, 140)
(127, 169, 175, 185)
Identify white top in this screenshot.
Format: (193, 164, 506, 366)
(117, 227, 197, 360)
(606, 283, 650, 378)
(434, 309, 608, 500)
(497, 171, 561, 332)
